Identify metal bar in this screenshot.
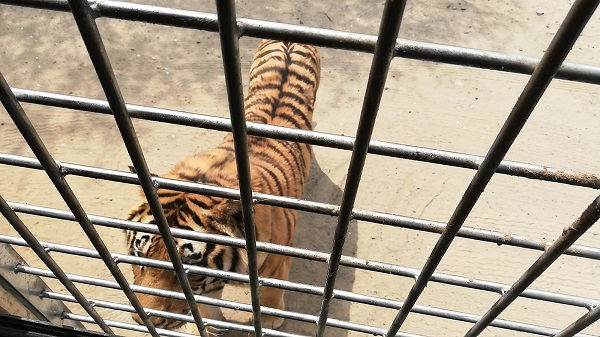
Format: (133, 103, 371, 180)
(1, 70, 148, 335)
(0, 243, 85, 328)
(0, 196, 113, 334)
(11, 88, 600, 190)
(4, 156, 600, 262)
(19, 265, 428, 337)
(316, 1, 407, 336)
(62, 313, 201, 337)
(2, 220, 599, 312)
(214, 0, 262, 335)
(3, 234, 598, 337)
(16, 263, 596, 337)
(465, 194, 600, 336)
(554, 304, 600, 337)
(2, 0, 600, 85)
(385, 1, 600, 336)
(45, 292, 307, 337)
(64, 0, 209, 335)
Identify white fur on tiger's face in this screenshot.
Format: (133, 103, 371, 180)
(125, 40, 320, 331)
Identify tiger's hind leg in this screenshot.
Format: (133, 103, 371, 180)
(257, 255, 291, 329)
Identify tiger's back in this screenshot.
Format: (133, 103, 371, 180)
(172, 40, 320, 198)
(126, 40, 320, 331)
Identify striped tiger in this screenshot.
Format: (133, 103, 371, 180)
(126, 40, 320, 331)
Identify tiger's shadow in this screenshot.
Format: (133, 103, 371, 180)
(285, 156, 357, 337)
(224, 157, 356, 337)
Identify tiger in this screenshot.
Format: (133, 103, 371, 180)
(125, 40, 320, 332)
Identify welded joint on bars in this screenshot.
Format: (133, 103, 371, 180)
(13, 262, 22, 274)
(88, 0, 100, 19)
(236, 19, 246, 37)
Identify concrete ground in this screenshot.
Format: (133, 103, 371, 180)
(1, 1, 599, 336)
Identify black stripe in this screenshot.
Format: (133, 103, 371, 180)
(276, 102, 312, 129)
(273, 108, 304, 129)
(254, 45, 283, 60)
(290, 70, 316, 87)
(162, 198, 186, 210)
(212, 250, 225, 270)
(254, 162, 285, 195)
(290, 49, 319, 65)
(291, 59, 319, 79)
(245, 111, 270, 124)
(249, 65, 287, 82)
(188, 197, 210, 209)
(281, 90, 307, 107)
(250, 82, 283, 91)
(157, 191, 181, 197)
(278, 140, 308, 183)
(254, 54, 285, 69)
(230, 248, 240, 273)
(252, 138, 301, 184)
(209, 153, 234, 170)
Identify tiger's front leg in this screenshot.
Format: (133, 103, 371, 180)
(257, 254, 291, 329)
(190, 288, 225, 335)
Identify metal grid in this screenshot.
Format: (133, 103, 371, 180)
(0, 1, 599, 337)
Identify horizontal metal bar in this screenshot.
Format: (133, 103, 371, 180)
(17, 265, 429, 337)
(386, 1, 600, 335)
(0, 69, 120, 334)
(3, 153, 600, 262)
(2, 213, 598, 320)
(47, 294, 305, 337)
(11, 88, 600, 190)
(465, 194, 600, 337)
(62, 313, 229, 337)
(2, 0, 600, 85)
(0, 243, 85, 329)
(0, 196, 112, 334)
(15, 262, 596, 337)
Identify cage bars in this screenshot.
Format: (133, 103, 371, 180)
(1, 70, 150, 335)
(3, 153, 600, 262)
(555, 304, 600, 337)
(3, 0, 600, 85)
(214, 0, 263, 335)
(465, 194, 600, 337)
(384, 0, 600, 336)
(3, 207, 600, 311)
(315, 1, 407, 335)
(9, 88, 600, 190)
(64, 0, 211, 335)
(0, 0, 598, 336)
(0, 195, 113, 334)
(3, 233, 598, 337)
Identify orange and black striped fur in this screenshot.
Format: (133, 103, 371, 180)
(125, 40, 320, 331)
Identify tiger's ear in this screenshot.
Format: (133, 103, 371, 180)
(128, 166, 160, 200)
(128, 165, 158, 177)
(218, 200, 245, 238)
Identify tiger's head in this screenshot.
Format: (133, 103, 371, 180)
(125, 190, 249, 329)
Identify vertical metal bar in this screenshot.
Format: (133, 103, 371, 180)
(554, 304, 600, 337)
(315, 1, 408, 336)
(64, 1, 209, 336)
(0, 194, 113, 334)
(1, 69, 141, 336)
(465, 195, 600, 337)
(214, 0, 263, 335)
(385, 1, 600, 336)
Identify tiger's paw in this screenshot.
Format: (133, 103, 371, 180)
(260, 314, 284, 330)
